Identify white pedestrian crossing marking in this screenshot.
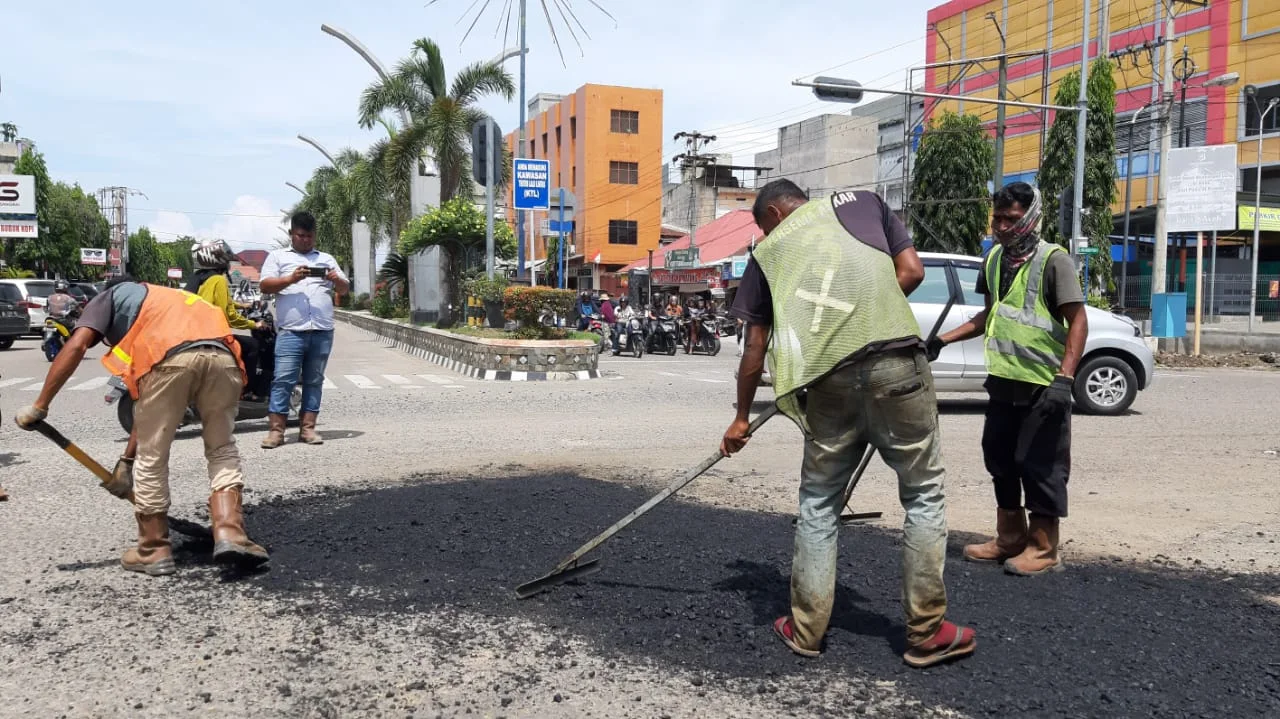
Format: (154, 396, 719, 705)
(0, 377, 33, 389)
(68, 376, 110, 391)
(344, 374, 381, 389)
(323, 376, 337, 389)
(382, 374, 412, 385)
(416, 374, 452, 385)
(23, 377, 64, 391)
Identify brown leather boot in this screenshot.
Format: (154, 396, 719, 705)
(121, 513, 176, 576)
(963, 508, 1028, 563)
(298, 412, 323, 445)
(261, 413, 286, 449)
(209, 487, 270, 567)
(1005, 514, 1064, 576)
(0, 484, 8, 501)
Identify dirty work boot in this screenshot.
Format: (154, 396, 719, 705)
(260, 413, 286, 449)
(0, 484, 8, 501)
(121, 513, 176, 576)
(209, 487, 270, 568)
(963, 508, 1028, 564)
(1004, 514, 1064, 576)
(298, 412, 323, 445)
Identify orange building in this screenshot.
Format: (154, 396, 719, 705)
(505, 83, 664, 291)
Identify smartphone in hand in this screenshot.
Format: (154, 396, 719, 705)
(307, 266, 328, 278)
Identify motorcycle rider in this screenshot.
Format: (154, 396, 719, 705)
(188, 239, 267, 401)
(46, 280, 80, 325)
(15, 277, 269, 576)
(613, 297, 638, 352)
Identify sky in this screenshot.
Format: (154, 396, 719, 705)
(1, 0, 941, 252)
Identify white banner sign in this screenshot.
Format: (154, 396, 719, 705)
(0, 219, 38, 239)
(81, 248, 107, 266)
(1166, 144, 1238, 232)
(167, 267, 183, 279)
(0, 175, 37, 215)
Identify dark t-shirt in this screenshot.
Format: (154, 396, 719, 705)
(976, 248, 1086, 404)
(77, 282, 231, 356)
(732, 191, 914, 326)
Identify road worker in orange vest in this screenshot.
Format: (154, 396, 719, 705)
(16, 277, 269, 576)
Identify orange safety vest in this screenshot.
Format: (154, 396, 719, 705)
(100, 284, 246, 399)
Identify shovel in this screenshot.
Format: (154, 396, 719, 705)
(516, 405, 781, 599)
(31, 420, 212, 539)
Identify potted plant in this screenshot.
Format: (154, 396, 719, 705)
(467, 276, 511, 328)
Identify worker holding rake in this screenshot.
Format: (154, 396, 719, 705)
(722, 179, 975, 668)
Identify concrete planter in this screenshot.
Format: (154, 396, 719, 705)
(335, 309, 600, 380)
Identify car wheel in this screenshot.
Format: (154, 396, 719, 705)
(1073, 355, 1138, 416)
(0, 336, 13, 350)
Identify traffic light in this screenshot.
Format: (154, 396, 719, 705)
(472, 117, 504, 187)
(811, 76, 864, 104)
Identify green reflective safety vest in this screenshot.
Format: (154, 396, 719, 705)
(983, 241, 1069, 387)
(752, 194, 921, 429)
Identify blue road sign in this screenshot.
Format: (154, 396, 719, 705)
(548, 219, 574, 233)
(513, 158, 551, 211)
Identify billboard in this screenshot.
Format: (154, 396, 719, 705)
(0, 175, 36, 215)
(0, 219, 38, 239)
(1165, 145, 1238, 233)
(81, 248, 107, 266)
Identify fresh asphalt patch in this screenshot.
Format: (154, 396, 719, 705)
(200, 474, 1276, 717)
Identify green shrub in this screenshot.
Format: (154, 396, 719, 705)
(371, 282, 394, 319)
(465, 275, 510, 303)
(503, 286, 576, 339)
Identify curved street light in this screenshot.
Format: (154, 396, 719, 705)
(490, 46, 526, 65)
(320, 24, 412, 131)
(285, 181, 307, 196)
(297, 133, 338, 169)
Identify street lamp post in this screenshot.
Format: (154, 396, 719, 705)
(1245, 85, 1278, 334)
(1120, 103, 1154, 308)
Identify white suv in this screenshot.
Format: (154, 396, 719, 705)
(913, 252, 1153, 415)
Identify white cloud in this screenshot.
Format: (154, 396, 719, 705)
(145, 196, 288, 253)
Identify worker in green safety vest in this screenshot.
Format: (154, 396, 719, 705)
(721, 179, 976, 669)
(933, 181, 1088, 576)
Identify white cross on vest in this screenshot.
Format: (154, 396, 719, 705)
(795, 268, 855, 333)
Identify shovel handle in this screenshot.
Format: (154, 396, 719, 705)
(33, 420, 115, 485)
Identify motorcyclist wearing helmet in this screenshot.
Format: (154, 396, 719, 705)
(187, 239, 266, 400)
(612, 296, 638, 351)
(46, 280, 81, 323)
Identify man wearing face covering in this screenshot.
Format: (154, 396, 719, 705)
(933, 181, 1087, 576)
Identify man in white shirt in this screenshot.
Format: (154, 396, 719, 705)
(612, 297, 638, 352)
(258, 212, 350, 448)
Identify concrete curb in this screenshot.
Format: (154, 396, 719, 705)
(336, 310, 601, 382)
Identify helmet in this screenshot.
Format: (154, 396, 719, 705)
(619, 297, 629, 305)
(54, 279, 70, 292)
(192, 238, 236, 270)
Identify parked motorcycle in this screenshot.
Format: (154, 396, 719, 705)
(106, 305, 300, 433)
(42, 316, 73, 362)
(585, 313, 611, 351)
(644, 311, 680, 356)
(610, 316, 646, 358)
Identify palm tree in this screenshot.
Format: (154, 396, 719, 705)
(357, 38, 515, 204)
(0, 123, 17, 142)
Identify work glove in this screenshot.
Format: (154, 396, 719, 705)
(925, 337, 946, 362)
(14, 405, 48, 431)
(1035, 375, 1075, 418)
(104, 457, 135, 500)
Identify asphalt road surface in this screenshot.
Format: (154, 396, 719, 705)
(1, 325, 1277, 718)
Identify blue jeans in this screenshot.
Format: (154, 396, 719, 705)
(270, 330, 334, 415)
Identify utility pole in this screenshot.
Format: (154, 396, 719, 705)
(516, 0, 529, 280)
(1069, 0, 1093, 260)
(1151, 3, 1179, 302)
(987, 11, 1008, 191)
(672, 131, 717, 251)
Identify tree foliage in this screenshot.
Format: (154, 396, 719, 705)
(399, 198, 515, 324)
(909, 111, 994, 254)
(1038, 58, 1118, 297)
(125, 228, 194, 284)
(7, 148, 113, 278)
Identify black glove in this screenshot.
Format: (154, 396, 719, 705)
(925, 337, 946, 362)
(1035, 375, 1075, 417)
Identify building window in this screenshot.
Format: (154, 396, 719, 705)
(1245, 85, 1280, 136)
(609, 161, 639, 185)
(611, 110, 639, 134)
(608, 220, 638, 245)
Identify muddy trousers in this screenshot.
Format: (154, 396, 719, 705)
(791, 348, 949, 650)
(132, 348, 245, 515)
